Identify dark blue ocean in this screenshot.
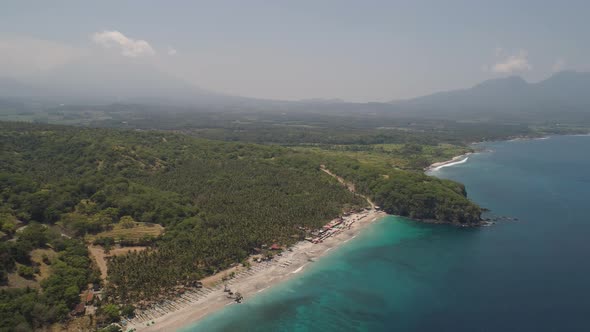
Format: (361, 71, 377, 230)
(182, 135, 590, 332)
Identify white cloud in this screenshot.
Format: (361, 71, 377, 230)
(552, 58, 566, 72)
(92, 30, 155, 57)
(167, 46, 178, 56)
(490, 50, 532, 74)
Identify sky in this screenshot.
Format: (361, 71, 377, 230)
(1, 0, 589, 102)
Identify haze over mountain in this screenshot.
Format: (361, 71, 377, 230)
(0, 55, 244, 106)
(1, 65, 590, 124)
(389, 71, 590, 121)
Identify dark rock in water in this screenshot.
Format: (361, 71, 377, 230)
(484, 214, 519, 222)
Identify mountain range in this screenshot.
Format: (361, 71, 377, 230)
(1, 61, 589, 123)
(390, 71, 590, 121)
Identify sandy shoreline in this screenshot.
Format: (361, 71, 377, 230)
(425, 152, 472, 172)
(126, 209, 386, 332)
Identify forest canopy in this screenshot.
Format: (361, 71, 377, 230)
(0, 121, 480, 329)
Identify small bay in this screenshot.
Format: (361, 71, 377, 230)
(184, 135, 590, 332)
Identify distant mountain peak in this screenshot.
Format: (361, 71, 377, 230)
(472, 75, 528, 90)
(297, 98, 345, 104)
(541, 70, 590, 83)
(387, 70, 590, 121)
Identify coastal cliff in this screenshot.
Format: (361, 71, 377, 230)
(320, 159, 482, 225)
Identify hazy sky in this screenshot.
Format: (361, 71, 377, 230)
(1, 0, 589, 101)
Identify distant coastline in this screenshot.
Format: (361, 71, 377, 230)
(425, 133, 590, 172)
(425, 135, 557, 173)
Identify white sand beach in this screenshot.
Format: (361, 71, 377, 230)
(426, 153, 472, 172)
(126, 208, 386, 332)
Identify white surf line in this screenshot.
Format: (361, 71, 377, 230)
(257, 286, 270, 293)
(432, 157, 469, 171)
(291, 263, 308, 274)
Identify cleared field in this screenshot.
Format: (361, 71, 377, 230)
(86, 222, 164, 242)
(85, 222, 163, 280)
(1, 249, 58, 289)
(30, 248, 58, 282)
(2, 269, 39, 289)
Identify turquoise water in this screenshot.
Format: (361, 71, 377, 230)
(183, 135, 590, 332)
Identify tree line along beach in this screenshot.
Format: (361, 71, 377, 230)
(127, 208, 386, 331)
